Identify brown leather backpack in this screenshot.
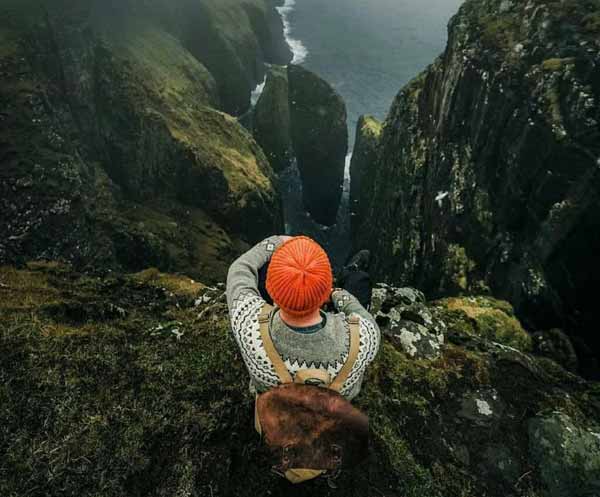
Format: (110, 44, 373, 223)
(254, 304, 369, 484)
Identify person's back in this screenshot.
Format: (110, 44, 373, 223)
(226, 235, 380, 400)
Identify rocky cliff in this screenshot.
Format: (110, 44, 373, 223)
(349, 115, 382, 246)
(352, 0, 600, 376)
(0, 0, 290, 281)
(252, 65, 293, 172)
(253, 64, 349, 226)
(288, 64, 348, 226)
(2, 262, 599, 497)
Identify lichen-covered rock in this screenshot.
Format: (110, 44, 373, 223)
(288, 64, 348, 226)
(352, 0, 600, 377)
(528, 412, 600, 497)
(253, 65, 293, 172)
(1, 265, 600, 497)
(0, 0, 284, 282)
(350, 115, 382, 246)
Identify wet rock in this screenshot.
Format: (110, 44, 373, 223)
(288, 64, 348, 226)
(528, 412, 600, 497)
(479, 445, 520, 486)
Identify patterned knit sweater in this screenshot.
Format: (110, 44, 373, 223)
(226, 236, 381, 400)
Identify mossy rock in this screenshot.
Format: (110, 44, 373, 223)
(435, 297, 533, 352)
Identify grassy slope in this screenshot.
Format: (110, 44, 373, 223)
(0, 0, 281, 281)
(1, 264, 599, 497)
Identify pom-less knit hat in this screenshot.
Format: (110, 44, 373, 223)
(266, 236, 333, 318)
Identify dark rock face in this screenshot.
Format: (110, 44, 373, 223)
(0, 0, 284, 281)
(349, 115, 382, 247)
(288, 64, 348, 226)
(253, 66, 293, 172)
(185, 0, 292, 115)
(528, 412, 600, 497)
(3, 264, 600, 497)
(352, 0, 600, 375)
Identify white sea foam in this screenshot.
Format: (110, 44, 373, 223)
(276, 0, 308, 64)
(250, 74, 267, 106)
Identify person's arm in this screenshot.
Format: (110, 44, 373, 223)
(331, 288, 376, 327)
(226, 235, 289, 310)
(226, 235, 291, 394)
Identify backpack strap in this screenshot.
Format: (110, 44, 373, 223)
(329, 316, 361, 393)
(259, 303, 293, 384)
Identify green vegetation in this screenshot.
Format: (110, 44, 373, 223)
(436, 297, 533, 351)
(0, 0, 282, 278)
(2, 264, 597, 496)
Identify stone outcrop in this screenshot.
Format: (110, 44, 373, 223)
(349, 115, 382, 245)
(252, 63, 349, 226)
(2, 262, 599, 497)
(0, 0, 288, 281)
(252, 65, 293, 172)
(351, 0, 600, 376)
(288, 64, 348, 226)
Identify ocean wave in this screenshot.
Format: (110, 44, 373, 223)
(276, 0, 308, 65)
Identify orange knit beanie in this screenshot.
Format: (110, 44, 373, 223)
(266, 236, 333, 318)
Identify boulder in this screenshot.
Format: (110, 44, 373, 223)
(532, 328, 579, 372)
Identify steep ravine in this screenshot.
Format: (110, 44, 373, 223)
(352, 0, 600, 377)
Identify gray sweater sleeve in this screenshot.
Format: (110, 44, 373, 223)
(331, 289, 377, 327)
(226, 235, 285, 310)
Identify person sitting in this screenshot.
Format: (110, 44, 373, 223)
(226, 235, 380, 401)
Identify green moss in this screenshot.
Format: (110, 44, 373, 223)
(360, 115, 383, 138)
(542, 58, 577, 72)
(479, 14, 520, 51)
(437, 297, 533, 352)
(441, 244, 477, 292)
(2, 264, 599, 496)
(583, 12, 600, 33)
